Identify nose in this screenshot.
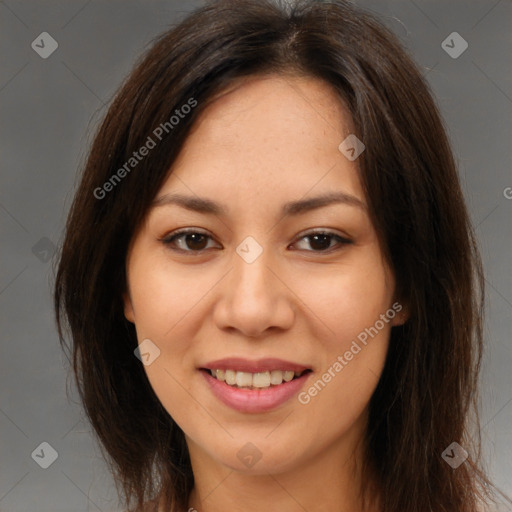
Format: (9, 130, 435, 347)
(213, 242, 295, 338)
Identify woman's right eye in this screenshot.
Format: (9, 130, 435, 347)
(160, 229, 220, 253)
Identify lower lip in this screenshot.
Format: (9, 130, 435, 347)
(201, 370, 311, 413)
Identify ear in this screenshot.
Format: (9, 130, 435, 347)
(123, 291, 135, 323)
(389, 300, 410, 327)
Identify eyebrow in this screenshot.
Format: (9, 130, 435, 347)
(151, 191, 366, 216)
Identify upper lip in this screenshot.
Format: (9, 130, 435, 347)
(202, 357, 311, 373)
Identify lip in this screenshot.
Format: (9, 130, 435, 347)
(200, 367, 312, 414)
(203, 357, 310, 374)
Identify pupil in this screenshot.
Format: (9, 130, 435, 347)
(310, 234, 331, 251)
(187, 233, 207, 250)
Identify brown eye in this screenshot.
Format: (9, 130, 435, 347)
(307, 233, 333, 251)
(292, 231, 353, 252)
(181, 233, 209, 251)
(161, 230, 218, 252)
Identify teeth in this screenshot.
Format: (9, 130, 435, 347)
(225, 369, 236, 385)
(235, 371, 253, 388)
(209, 369, 305, 389)
(270, 370, 283, 385)
(253, 371, 271, 388)
(283, 371, 294, 382)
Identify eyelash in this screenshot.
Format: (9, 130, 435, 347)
(159, 228, 353, 255)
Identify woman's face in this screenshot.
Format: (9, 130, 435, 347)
(124, 74, 406, 478)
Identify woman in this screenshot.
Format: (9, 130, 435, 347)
(54, 1, 511, 511)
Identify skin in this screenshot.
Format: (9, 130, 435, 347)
(123, 74, 408, 512)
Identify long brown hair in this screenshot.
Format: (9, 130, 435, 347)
(54, 1, 511, 511)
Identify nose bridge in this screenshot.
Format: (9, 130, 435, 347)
(232, 235, 274, 302)
(213, 234, 294, 336)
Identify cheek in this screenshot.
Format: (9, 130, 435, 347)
(129, 258, 216, 339)
(301, 329, 389, 438)
(127, 260, 206, 429)
(292, 254, 394, 344)
(127, 260, 205, 397)
(292, 254, 392, 408)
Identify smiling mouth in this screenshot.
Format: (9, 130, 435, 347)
(201, 368, 312, 390)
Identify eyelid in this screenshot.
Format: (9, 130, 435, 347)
(293, 227, 352, 243)
(161, 227, 210, 239)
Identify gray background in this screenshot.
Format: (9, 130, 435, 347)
(0, 0, 511, 510)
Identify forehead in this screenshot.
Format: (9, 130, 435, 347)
(157, 74, 363, 212)
(190, 73, 354, 145)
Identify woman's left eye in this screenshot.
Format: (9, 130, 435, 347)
(292, 231, 352, 252)
(160, 229, 352, 254)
